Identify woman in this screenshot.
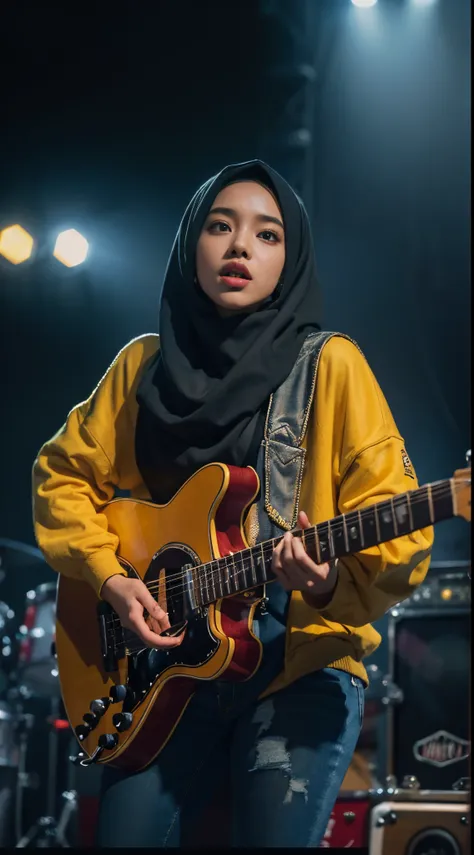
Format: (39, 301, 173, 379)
(33, 160, 433, 847)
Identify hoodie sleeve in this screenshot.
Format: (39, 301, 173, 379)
(303, 337, 433, 626)
(32, 335, 158, 597)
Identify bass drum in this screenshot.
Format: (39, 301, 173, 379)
(17, 583, 59, 698)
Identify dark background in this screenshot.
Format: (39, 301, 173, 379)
(0, 0, 470, 615)
(0, 0, 470, 838)
(1, 0, 470, 640)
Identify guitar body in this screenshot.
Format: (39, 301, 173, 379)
(56, 463, 263, 771)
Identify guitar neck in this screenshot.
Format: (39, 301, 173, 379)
(192, 478, 455, 608)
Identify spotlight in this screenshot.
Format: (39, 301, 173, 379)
(53, 229, 89, 268)
(351, 0, 378, 7)
(0, 224, 34, 265)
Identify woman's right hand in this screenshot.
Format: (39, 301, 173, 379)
(101, 575, 185, 650)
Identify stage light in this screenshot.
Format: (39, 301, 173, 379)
(412, 0, 438, 6)
(53, 229, 89, 267)
(351, 0, 378, 7)
(0, 224, 34, 265)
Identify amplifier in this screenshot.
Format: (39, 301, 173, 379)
(405, 563, 471, 610)
(385, 563, 470, 791)
(369, 794, 470, 855)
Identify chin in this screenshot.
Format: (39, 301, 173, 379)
(215, 292, 261, 314)
(200, 280, 268, 314)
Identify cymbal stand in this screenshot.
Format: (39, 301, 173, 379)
(12, 709, 37, 846)
(14, 697, 77, 848)
(15, 791, 78, 849)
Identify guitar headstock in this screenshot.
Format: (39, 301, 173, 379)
(453, 450, 471, 522)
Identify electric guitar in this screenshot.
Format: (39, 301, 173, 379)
(56, 457, 471, 772)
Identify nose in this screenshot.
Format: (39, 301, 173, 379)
(228, 229, 251, 260)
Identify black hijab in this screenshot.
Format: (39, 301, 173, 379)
(135, 160, 321, 503)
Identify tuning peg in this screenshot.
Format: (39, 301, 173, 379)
(466, 450, 471, 466)
(109, 684, 128, 703)
(112, 712, 133, 732)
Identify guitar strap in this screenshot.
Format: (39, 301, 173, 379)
(255, 331, 357, 541)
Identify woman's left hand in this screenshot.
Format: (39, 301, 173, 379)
(271, 510, 338, 598)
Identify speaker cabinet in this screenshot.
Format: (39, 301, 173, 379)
(387, 604, 470, 790)
(369, 799, 470, 855)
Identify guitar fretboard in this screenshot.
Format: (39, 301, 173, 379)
(169, 479, 454, 609)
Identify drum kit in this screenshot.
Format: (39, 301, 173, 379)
(0, 542, 77, 848)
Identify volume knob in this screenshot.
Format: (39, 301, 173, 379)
(75, 724, 91, 742)
(90, 698, 109, 717)
(98, 733, 119, 750)
(109, 684, 128, 703)
(112, 712, 133, 732)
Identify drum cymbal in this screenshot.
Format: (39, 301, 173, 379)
(0, 539, 45, 574)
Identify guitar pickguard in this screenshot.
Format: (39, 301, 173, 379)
(118, 542, 263, 706)
(118, 544, 219, 707)
(125, 614, 220, 710)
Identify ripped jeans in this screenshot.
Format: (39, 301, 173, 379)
(96, 666, 364, 848)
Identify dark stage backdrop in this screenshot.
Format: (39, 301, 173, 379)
(0, 0, 470, 614)
(311, 0, 470, 566)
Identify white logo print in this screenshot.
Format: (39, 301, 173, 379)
(413, 730, 470, 767)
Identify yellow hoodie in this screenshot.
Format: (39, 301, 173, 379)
(32, 334, 433, 693)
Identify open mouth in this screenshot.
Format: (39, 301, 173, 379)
(223, 271, 249, 279)
(219, 262, 252, 288)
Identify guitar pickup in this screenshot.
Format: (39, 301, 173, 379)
(97, 602, 122, 673)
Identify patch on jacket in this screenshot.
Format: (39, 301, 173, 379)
(401, 448, 415, 480)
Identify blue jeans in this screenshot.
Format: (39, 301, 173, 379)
(96, 667, 364, 848)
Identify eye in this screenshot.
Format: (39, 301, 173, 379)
(259, 230, 280, 243)
(208, 220, 231, 233)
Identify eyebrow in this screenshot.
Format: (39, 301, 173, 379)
(207, 206, 284, 230)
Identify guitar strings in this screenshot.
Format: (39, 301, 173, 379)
(108, 478, 456, 603)
(103, 479, 462, 644)
(104, 479, 459, 637)
(124, 480, 461, 606)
